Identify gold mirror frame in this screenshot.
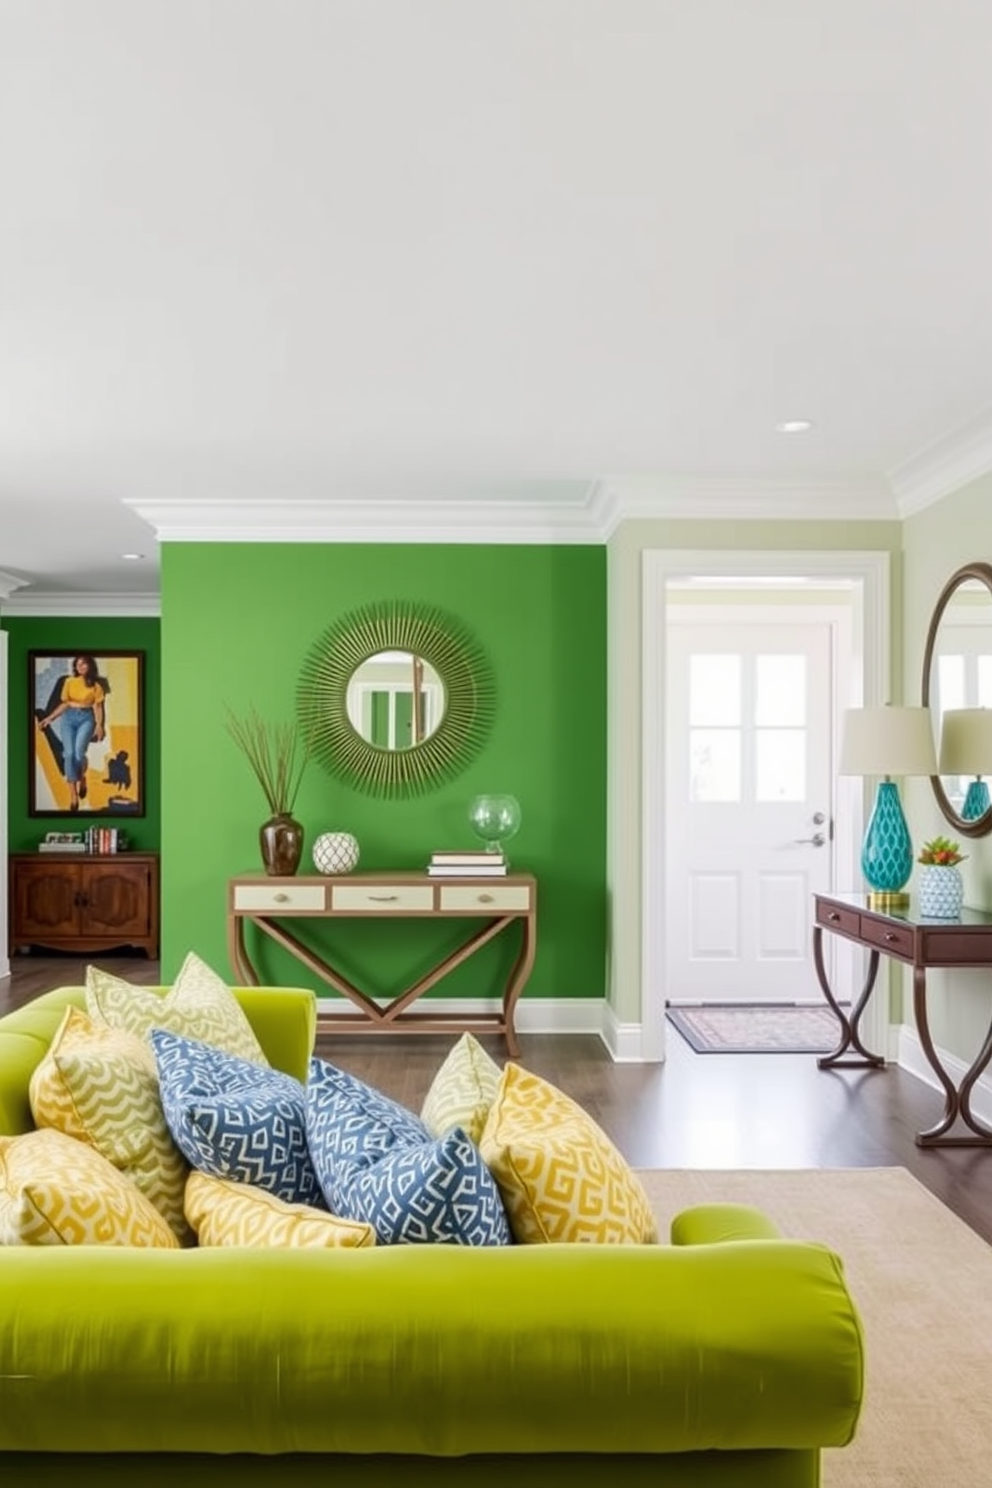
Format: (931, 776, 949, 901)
(297, 601, 495, 797)
(921, 560, 992, 839)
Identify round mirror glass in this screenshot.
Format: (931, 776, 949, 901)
(346, 650, 446, 749)
(921, 561, 992, 837)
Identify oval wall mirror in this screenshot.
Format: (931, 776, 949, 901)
(298, 601, 495, 797)
(921, 561, 992, 838)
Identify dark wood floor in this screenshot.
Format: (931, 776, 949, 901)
(5, 949, 991, 1245)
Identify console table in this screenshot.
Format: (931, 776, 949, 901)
(227, 872, 537, 1056)
(813, 891, 992, 1147)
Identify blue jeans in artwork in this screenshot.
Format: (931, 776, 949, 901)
(59, 706, 95, 784)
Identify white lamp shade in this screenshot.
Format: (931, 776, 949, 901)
(839, 705, 938, 777)
(938, 708, 992, 775)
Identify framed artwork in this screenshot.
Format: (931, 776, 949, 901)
(29, 650, 145, 818)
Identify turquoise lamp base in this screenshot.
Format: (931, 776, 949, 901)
(962, 778, 991, 821)
(861, 780, 913, 904)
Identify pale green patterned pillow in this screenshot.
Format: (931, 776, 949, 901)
(85, 950, 268, 1066)
(0, 1129, 179, 1247)
(185, 1171, 376, 1248)
(420, 1031, 502, 1144)
(29, 1006, 193, 1244)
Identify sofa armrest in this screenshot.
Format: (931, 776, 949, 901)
(672, 1203, 782, 1245)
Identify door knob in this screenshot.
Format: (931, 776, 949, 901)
(794, 833, 826, 847)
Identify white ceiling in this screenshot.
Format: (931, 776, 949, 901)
(3, 0, 992, 608)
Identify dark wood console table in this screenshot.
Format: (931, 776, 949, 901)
(228, 871, 537, 1056)
(813, 891, 992, 1147)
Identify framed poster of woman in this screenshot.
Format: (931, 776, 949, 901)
(30, 650, 145, 818)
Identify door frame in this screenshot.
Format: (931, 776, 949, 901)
(642, 549, 892, 1060)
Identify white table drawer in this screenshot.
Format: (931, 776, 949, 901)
(438, 884, 532, 912)
(233, 883, 327, 912)
(331, 883, 435, 912)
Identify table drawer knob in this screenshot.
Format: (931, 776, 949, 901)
(827, 911, 840, 922)
(274, 892, 289, 903)
(885, 932, 897, 942)
(369, 894, 399, 903)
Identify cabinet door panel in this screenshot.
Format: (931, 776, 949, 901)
(83, 863, 152, 938)
(14, 863, 81, 938)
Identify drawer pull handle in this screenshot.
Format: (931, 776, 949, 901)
(369, 894, 399, 903)
(478, 893, 494, 904)
(827, 912, 840, 922)
(274, 893, 290, 903)
(885, 932, 897, 942)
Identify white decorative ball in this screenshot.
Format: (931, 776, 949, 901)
(312, 831, 360, 875)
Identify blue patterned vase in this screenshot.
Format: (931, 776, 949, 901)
(918, 865, 964, 919)
(861, 780, 913, 894)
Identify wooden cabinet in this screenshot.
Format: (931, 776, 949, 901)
(9, 853, 159, 958)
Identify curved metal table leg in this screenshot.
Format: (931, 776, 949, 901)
(915, 967, 992, 1147)
(814, 926, 885, 1069)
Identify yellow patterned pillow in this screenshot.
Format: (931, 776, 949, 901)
(420, 1032, 503, 1144)
(85, 950, 269, 1066)
(185, 1171, 376, 1248)
(29, 1006, 192, 1244)
(0, 1129, 179, 1246)
(479, 1064, 658, 1244)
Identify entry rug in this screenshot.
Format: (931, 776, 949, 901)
(665, 1000, 846, 1054)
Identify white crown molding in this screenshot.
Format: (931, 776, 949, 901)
(0, 569, 28, 601)
(124, 491, 606, 545)
(593, 475, 899, 536)
(888, 404, 992, 516)
(0, 592, 160, 617)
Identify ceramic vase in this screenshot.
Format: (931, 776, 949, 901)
(918, 864, 963, 919)
(259, 813, 304, 877)
(312, 831, 360, 875)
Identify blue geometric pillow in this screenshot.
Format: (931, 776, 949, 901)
(151, 1030, 324, 1207)
(305, 1057, 430, 1213)
(305, 1057, 511, 1245)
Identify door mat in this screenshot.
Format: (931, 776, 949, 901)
(665, 1001, 846, 1054)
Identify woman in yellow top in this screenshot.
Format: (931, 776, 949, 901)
(37, 655, 106, 812)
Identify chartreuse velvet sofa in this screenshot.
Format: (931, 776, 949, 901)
(0, 983, 865, 1487)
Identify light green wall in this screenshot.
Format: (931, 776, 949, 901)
(160, 542, 606, 1008)
(606, 518, 904, 1033)
(902, 475, 992, 1060)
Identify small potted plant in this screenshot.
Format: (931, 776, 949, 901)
(917, 836, 966, 918)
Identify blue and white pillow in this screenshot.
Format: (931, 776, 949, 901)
(306, 1057, 511, 1246)
(152, 1030, 324, 1207)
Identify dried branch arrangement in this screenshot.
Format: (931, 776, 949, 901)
(224, 706, 311, 816)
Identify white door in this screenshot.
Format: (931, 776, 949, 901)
(666, 613, 834, 1003)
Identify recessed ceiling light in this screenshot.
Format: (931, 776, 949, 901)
(121, 552, 144, 561)
(775, 419, 813, 434)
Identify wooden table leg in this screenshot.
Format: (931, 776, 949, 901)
(814, 926, 885, 1069)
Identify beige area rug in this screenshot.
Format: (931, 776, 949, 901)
(636, 1167, 992, 1487)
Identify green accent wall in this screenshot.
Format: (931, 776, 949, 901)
(3, 617, 162, 853)
(160, 543, 606, 1006)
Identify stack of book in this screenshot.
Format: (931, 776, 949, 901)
(427, 849, 507, 877)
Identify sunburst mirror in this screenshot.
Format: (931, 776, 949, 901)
(297, 601, 496, 797)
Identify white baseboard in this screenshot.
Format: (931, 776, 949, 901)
(315, 995, 610, 1038)
(897, 1023, 992, 1129)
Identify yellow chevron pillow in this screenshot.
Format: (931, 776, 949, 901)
(29, 1006, 192, 1244)
(479, 1064, 658, 1245)
(185, 1171, 376, 1248)
(85, 950, 268, 1066)
(0, 1129, 179, 1247)
(420, 1031, 503, 1144)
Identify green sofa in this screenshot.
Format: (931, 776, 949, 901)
(0, 986, 865, 1486)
